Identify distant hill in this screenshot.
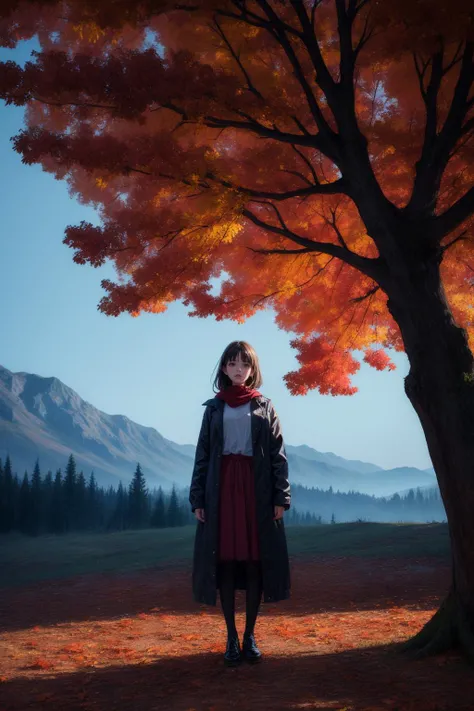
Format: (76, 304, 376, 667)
(0, 365, 194, 488)
(0, 364, 436, 496)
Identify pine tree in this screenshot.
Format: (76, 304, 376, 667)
(167, 484, 181, 527)
(150, 486, 166, 528)
(0, 455, 15, 533)
(108, 481, 127, 531)
(128, 464, 149, 528)
(63, 454, 77, 532)
(18, 472, 31, 535)
(30, 458, 42, 536)
(50, 469, 65, 534)
(87, 472, 99, 529)
(42, 470, 54, 532)
(76, 471, 87, 530)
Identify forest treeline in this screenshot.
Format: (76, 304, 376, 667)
(0, 453, 446, 537)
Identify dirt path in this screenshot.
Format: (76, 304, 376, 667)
(1, 556, 472, 711)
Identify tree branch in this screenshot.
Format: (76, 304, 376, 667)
(289, 0, 336, 96)
(291, 144, 319, 184)
(408, 42, 474, 217)
(31, 95, 116, 111)
(440, 230, 468, 252)
(247, 246, 315, 255)
(207, 171, 347, 199)
(202, 113, 326, 149)
(242, 207, 384, 280)
(211, 16, 264, 100)
(432, 185, 474, 239)
(350, 284, 379, 302)
(253, 0, 340, 160)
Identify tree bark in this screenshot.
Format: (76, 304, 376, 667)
(385, 253, 474, 663)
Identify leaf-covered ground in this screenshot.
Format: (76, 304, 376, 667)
(1, 554, 473, 711)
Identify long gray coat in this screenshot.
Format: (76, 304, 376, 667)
(189, 394, 291, 606)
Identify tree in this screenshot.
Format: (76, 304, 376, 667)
(63, 454, 77, 532)
(150, 486, 167, 528)
(87, 471, 100, 529)
(42, 469, 54, 532)
(1, 0, 474, 660)
(30, 458, 42, 535)
(167, 484, 181, 527)
(108, 480, 128, 531)
(0, 455, 15, 533)
(18, 472, 31, 535)
(128, 463, 149, 528)
(50, 469, 66, 534)
(75, 470, 87, 529)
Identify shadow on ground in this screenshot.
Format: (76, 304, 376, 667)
(0, 556, 451, 633)
(1, 640, 472, 711)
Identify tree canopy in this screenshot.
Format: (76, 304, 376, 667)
(1, 0, 473, 395)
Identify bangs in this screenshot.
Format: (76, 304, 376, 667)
(212, 340, 263, 391)
(223, 343, 254, 366)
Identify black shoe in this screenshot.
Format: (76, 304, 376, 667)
(224, 634, 242, 666)
(242, 632, 262, 663)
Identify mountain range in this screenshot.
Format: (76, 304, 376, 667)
(0, 364, 437, 497)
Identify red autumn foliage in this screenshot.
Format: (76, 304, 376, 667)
(0, 0, 473, 396)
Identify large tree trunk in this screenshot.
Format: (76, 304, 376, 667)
(385, 254, 474, 663)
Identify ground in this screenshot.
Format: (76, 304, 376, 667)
(1, 542, 473, 711)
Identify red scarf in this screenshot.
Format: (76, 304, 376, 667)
(216, 384, 261, 408)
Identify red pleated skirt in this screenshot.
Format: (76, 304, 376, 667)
(218, 453, 260, 561)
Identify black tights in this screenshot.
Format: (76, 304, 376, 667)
(218, 560, 262, 638)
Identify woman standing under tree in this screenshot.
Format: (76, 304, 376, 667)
(189, 341, 291, 666)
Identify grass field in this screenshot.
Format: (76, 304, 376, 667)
(0, 521, 450, 588)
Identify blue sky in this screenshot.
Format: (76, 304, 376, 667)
(0, 41, 432, 471)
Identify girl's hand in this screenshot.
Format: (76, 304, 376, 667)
(195, 508, 205, 523)
(273, 505, 285, 520)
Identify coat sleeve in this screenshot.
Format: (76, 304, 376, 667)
(268, 401, 291, 511)
(189, 405, 211, 513)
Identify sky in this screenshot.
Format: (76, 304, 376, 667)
(0, 41, 432, 472)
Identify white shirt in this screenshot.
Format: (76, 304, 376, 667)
(222, 401, 253, 455)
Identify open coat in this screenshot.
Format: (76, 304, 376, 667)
(189, 394, 291, 606)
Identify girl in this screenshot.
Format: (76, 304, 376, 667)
(189, 341, 291, 666)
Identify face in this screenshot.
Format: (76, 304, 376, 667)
(222, 352, 253, 386)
